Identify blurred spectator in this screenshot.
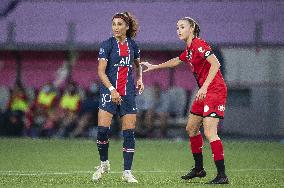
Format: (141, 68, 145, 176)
(0, 86, 10, 112)
(24, 82, 58, 137)
(55, 81, 82, 137)
(70, 81, 100, 138)
(137, 83, 170, 138)
(8, 83, 29, 112)
(167, 87, 187, 118)
(135, 87, 153, 137)
(4, 83, 29, 136)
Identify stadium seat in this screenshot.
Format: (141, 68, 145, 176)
(0, 86, 9, 111)
(136, 87, 155, 112)
(167, 87, 187, 117)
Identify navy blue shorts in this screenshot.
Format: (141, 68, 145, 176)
(99, 93, 137, 116)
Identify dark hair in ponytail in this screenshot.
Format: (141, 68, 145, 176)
(112, 11, 139, 38)
(181, 17, 200, 37)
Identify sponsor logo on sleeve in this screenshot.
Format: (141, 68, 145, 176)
(204, 51, 211, 58)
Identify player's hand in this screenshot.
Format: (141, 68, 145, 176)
(196, 86, 207, 101)
(140, 62, 157, 72)
(136, 79, 144, 95)
(110, 89, 122, 105)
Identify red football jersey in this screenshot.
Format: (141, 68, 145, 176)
(179, 37, 226, 90)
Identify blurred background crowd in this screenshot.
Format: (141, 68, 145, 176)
(0, 80, 99, 138)
(0, 0, 283, 140)
(0, 80, 196, 139)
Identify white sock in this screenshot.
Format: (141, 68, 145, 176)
(124, 170, 131, 174)
(101, 160, 109, 165)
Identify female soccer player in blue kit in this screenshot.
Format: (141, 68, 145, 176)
(92, 12, 144, 183)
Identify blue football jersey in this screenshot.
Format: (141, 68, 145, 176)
(98, 37, 140, 96)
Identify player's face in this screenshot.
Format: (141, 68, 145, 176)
(112, 18, 129, 38)
(177, 20, 193, 41)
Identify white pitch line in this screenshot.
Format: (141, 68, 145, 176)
(0, 169, 283, 176)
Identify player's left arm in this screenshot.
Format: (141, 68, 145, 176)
(133, 41, 144, 94)
(134, 58, 144, 94)
(203, 54, 220, 88)
(196, 54, 220, 101)
(195, 41, 221, 101)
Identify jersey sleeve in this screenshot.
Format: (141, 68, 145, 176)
(179, 50, 187, 62)
(196, 40, 214, 59)
(132, 40, 140, 60)
(98, 40, 112, 62)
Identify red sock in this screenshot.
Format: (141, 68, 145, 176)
(210, 140, 224, 161)
(190, 134, 203, 154)
(190, 134, 204, 170)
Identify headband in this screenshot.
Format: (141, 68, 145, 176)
(112, 13, 130, 25)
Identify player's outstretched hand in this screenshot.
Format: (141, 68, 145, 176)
(140, 62, 157, 72)
(136, 79, 144, 95)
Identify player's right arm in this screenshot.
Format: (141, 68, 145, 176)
(98, 59, 122, 105)
(140, 57, 182, 72)
(98, 40, 122, 105)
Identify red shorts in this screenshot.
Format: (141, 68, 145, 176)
(190, 91, 227, 119)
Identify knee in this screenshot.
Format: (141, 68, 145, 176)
(203, 127, 219, 142)
(122, 115, 136, 130)
(186, 125, 199, 137)
(122, 124, 136, 130)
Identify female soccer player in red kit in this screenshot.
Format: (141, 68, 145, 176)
(141, 17, 229, 184)
(92, 12, 144, 183)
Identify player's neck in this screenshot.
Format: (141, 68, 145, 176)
(186, 35, 195, 47)
(115, 35, 127, 43)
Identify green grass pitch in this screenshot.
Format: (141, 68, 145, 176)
(0, 138, 283, 187)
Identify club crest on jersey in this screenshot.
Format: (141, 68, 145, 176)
(198, 47, 205, 53)
(99, 48, 105, 55)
